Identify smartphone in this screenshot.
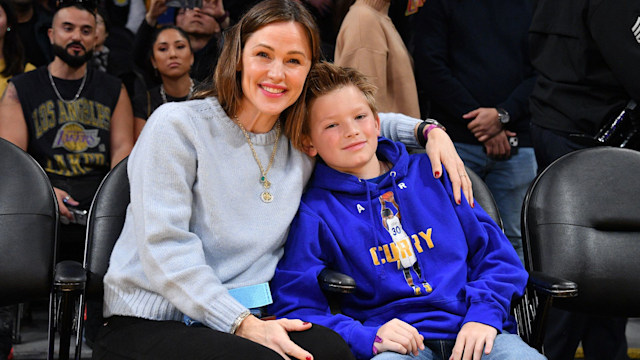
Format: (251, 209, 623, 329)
(166, 0, 202, 9)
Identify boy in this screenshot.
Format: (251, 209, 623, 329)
(269, 62, 544, 360)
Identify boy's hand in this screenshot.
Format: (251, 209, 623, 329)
(449, 322, 497, 360)
(374, 319, 424, 356)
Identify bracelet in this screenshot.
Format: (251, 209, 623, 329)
(372, 335, 383, 355)
(230, 310, 251, 334)
(416, 119, 446, 147)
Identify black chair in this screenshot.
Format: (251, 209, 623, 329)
(0, 138, 58, 359)
(520, 147, 640, 351)
(55, 157, 130, 360)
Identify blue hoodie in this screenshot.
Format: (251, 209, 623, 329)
(269, 138, 527, 360)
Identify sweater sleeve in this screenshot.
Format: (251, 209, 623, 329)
(269, 205, 380, 360)
(379, 112, 421, 148)
(441, 171, 527, 331)
(413, 0, 480, 122)
(128, 103, 248, 332)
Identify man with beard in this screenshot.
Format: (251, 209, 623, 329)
(0, 2, 134, 263)
(133, 0, 230, 86)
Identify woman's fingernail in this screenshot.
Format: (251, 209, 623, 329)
(434, 171, 440, 177)
(471, 202, 475, 208)
(302, 322, 310, 325)
(374, 335, 383, 343)
(456, 199, 461, 205)
(306, 357, 312, 360)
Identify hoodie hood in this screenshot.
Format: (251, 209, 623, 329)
(308, 137, 410, 196)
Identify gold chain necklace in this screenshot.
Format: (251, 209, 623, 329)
(234, 118, 282, 203)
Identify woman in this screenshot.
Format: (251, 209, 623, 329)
(0, 0, 34, 95)
(132, 26, 195, 138)
(93, 1, 472, 359)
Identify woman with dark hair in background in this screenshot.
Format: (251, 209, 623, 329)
(132, 25, 195, 138)
(0, 0, 34, 95)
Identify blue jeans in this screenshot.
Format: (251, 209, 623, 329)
(453, 143, 537, 262)
(371, 333, 545, 360)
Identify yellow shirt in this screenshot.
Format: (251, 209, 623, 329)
(0, 59, 36, 96)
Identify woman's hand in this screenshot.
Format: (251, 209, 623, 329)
(235, 315, 314, 360)
(425, 128, 474, 207)
(449, 322, 498, 360)
(374, 318, 424, 356)
(54, 187, 79, 221)
(145, 0, 168, 26)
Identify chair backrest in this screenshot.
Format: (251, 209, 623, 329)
(465, 166, 503, 230)
(0, 138, 58, 305)
(84, 157, 130, 298)
(522, 147, 640, 317)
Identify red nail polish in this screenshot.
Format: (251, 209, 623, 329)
(302, 321, 310, 325)
(471, 202, 475, 208)
(306, 357, 312, 360)
(456, 199, 461, 205)
(434, 171, 440, 177)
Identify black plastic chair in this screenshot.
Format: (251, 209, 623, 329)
(0, 138, 58, 359)
(54, 157, 130, 360)
(520, 147, 640, 351)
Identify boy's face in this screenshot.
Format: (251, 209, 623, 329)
(303, 85, 381, 178)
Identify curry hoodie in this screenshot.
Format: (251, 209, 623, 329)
(269, 137, 527, 360)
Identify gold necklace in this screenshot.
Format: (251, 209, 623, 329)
(234, 118, 282, 203)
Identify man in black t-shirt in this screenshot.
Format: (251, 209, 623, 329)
(0, 3, 134, 261)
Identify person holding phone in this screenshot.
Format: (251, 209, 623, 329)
(133, 0, 229, 87)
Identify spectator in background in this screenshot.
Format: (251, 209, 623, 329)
(0, 2, 134, 262)
(132, 26, 195, 138)
(334, 0, 420, 119)
(0, 0, 35, 95)
(528, 0, 640, 358)
(413, 0, 537, 262)
(90, 9, 110, 73)
(9, 0, 51, 67)
(133, 0, 229, 88)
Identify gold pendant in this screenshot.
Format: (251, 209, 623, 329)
(261, 191, 273, 203)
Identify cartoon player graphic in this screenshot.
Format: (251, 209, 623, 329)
(379, 191, 432, 295)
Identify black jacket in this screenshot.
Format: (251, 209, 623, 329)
(529, 0, 640, 136)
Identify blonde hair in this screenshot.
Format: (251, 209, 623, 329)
(289, 61, 378, 152)
(194, 0, 321, 136)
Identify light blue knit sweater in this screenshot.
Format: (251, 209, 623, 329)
(103, 97, 420, 333)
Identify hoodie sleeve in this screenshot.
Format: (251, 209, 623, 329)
(441, 171, 528, 332)
(269, 204, 380, 360)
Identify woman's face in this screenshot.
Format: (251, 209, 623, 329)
(94, 14, 108, 49)
(0, 6, 8, 40)
(151, 28, 194, 79)
(239, 21, 312, 119)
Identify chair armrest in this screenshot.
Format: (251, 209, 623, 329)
(318, 268, 356, 294)
(528, 270, 578, 298)
(54, 260, 86, 292)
